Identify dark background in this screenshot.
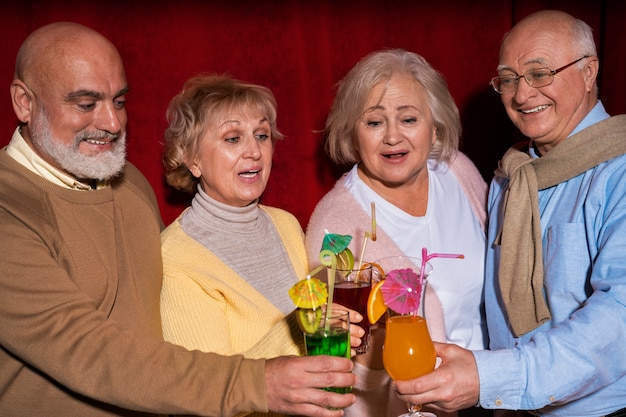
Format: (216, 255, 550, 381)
(1, 0, 624, 227)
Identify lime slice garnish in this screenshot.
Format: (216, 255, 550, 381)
(336, 248, 354, 271)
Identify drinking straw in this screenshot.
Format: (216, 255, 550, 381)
(319, 249, 337, 330)
(356, 202, 377, 274)
(419, 247, 464, 285)
(306, 265, 326, 280)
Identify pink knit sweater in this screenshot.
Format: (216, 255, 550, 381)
(304, 151, 487, 417)
(305, 151, 487, 341)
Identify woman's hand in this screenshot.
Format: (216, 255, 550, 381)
(331, 302, 365, 357)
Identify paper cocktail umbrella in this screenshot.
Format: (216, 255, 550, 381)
(288, 276, 328, 309)
(380, 268, 424, 314)
(321, 231, 352, 254)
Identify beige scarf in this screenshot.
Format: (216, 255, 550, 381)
(495, 115, 626, 336)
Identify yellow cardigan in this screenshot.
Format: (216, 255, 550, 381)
(160, 205, 307, 359)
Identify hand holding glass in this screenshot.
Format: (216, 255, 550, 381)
(384, 313, 436, 417)
(304, 308, 352, 394)
(332, 262, 379, 354)
(377, 256, 437, 417)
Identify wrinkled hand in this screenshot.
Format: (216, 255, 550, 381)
(331, 303, 364, 356)
(265, 355, 356, 417)
(394, 342, 480, 413)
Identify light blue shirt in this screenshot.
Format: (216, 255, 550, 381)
(475, 102, 626, 416)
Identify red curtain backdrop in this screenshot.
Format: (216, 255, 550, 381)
(1, 0, 624, 228)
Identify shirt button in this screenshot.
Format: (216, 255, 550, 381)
(495, 398, 503, 407)
(549, 395, 556, 402)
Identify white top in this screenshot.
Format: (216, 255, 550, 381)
(345, 162, 487, 350)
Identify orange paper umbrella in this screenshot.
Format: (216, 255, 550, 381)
(288, 276, 328, 309)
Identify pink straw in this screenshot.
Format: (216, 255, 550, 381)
(419, 247, 464, 284)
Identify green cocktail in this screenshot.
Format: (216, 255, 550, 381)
(305, 327, 350, 357)
(303, 309, 352, 394)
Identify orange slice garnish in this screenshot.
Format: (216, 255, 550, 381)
(357, 261, 385, 283)
(367, 279, 386, 324)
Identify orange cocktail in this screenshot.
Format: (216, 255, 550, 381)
(383, 314, 436, 380)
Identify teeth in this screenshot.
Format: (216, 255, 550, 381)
(520, 105, 549, 114)
(240, 170, 259, 178)
(85, 139, 109, 145)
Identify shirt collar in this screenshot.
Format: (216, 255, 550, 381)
(5, 127, 104, 190)
(528, 101, 611, 158)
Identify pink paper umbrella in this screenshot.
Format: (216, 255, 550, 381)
(380, 268, 422, 314)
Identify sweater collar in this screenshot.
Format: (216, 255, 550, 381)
(187, 185, 260, 227)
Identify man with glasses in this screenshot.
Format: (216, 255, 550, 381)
(490, 55, 589, 96)
(393, 10, 626, 417)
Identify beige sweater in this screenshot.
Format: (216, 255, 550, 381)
(0, 150, 267, 417)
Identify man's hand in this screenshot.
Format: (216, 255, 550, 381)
(394, 342, 480, 413)
(265, 355, 356, 417)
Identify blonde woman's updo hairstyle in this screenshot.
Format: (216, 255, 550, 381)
(325, 48, 461, 166)
(163, 74, 284, 193)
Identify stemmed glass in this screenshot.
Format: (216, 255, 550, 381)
(383, 309, 436, 417)
(376, 256, 436, 417)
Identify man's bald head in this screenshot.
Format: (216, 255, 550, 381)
(11, 22, 129, 181)
(15, 22, 125, 92)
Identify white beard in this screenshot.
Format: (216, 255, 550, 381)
(31, 110, 127, 181)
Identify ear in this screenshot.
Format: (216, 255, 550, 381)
(10, 80, 33, 123)
(583, 57, 599, 93)
(185, 156, 202, 178)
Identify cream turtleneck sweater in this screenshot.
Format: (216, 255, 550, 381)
(181, 187, 296, 313)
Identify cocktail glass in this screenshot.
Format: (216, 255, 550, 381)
(332, 262, 380, 354)
(376, 256, 436, 417)
(304, 308, 352, 394)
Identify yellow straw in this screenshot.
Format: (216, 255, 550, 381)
(356, 202, 377, 275)
(319, 249, 337, 330)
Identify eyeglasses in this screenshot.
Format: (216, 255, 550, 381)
(490, 56, 589, 94)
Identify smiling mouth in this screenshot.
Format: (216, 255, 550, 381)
(81, 133, 118, 146)
(84, 138, 113, 145)
(518, 105, 550, 114)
